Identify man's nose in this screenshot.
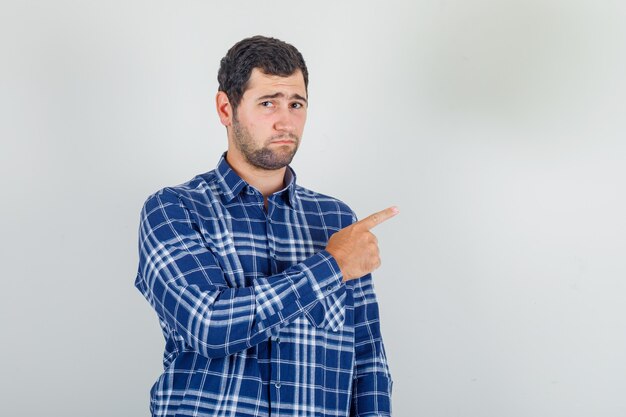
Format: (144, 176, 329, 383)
(273, 107, 296, 133)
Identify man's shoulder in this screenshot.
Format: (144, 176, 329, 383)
(142, 170, 219, 209)
(294, 184, 356, 219)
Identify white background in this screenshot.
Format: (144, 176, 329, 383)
(1, 1, 625, 416)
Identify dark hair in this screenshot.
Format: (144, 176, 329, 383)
(218, 35, 309, 111)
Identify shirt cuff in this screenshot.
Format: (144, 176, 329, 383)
(299, 250, 344, 300)
(254, 250, 344, 333)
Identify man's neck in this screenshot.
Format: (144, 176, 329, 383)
(225, 152, 287, 200)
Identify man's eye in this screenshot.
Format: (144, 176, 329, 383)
(291, 102, 303, 109)
(260, 101, 273, 107)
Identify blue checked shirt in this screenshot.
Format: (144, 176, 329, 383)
(135, 154, 393, 417)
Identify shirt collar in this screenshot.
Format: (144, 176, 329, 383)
(283, 165, 299, 208)
(215, 152, 299, 208)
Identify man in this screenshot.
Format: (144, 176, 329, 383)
(135, 35, 396, 417)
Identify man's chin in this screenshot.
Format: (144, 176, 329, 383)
(246, 151, 297, 171)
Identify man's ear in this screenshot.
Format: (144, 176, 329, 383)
(216, 91, 233, 127)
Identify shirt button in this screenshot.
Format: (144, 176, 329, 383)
(327, 285, 334, 292)
(275, 382, 281, 388)
(275, 337, 281, 344)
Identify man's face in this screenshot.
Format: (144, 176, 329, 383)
(229, 68, 308, 171)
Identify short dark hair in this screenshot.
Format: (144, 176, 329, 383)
(217, 35, 309, 111)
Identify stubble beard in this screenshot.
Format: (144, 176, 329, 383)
(231, 116, 300, 171)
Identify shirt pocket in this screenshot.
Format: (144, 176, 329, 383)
(304, 286, 347, 332)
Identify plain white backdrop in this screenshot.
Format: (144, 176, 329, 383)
(1, 1, 625, 416)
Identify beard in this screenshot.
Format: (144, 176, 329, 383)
(232, 117, 300, 170)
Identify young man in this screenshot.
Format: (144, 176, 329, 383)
(135, 35, 396, 417)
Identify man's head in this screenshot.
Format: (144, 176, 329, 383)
(217, 35, 308, 113)
(216, 36, 309, 172)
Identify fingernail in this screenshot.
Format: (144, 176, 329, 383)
(391, 206, 399, 214)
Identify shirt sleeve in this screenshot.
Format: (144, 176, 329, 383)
(134, 188, 344, 359)
(344, 207, 393, 417)
(350, 273, 393, 416)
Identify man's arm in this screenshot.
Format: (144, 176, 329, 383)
(350, 273, 393, 417)
(134, 188, 343, 358)
(330, 210, 396, 417)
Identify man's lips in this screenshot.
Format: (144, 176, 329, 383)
(269, 137, 298, 145)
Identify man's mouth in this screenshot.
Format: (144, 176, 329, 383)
(269, 135, 298, 145)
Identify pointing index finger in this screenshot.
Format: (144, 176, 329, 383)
(355, 206, 400, 230)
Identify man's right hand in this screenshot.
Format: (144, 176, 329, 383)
(325, 206, 399, 282)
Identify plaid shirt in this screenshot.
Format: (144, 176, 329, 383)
(135, 154, 393, 417)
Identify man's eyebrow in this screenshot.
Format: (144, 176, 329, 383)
(257, 92, 308, 103)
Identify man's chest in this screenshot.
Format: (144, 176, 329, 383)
(197, 199, 334, 287)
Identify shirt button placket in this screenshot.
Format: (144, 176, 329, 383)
(267, 203, 281, 414)
(267, 213, 277, 274)
(270, 334, 282, 412)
